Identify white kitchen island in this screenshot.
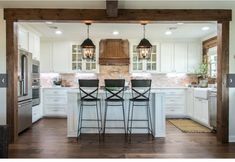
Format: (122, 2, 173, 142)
(67, 88, 166, 138)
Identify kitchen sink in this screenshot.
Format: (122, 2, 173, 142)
(194, 88, 210, 99)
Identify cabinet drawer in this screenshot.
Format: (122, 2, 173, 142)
(166, 108, 184, 114)
(44, 97, 67, 104)
(43, 89, 67, 96)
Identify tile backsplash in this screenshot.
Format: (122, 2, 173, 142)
(41, 65, 198, 88)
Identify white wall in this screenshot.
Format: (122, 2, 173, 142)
(0, 8, 6, 125)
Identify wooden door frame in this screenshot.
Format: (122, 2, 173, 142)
(4, 9, 231, 143)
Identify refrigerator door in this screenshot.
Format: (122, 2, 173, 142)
(18, 50, 32, 102)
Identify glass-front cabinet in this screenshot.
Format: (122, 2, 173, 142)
(72, 44, 97, 72)
(132, 45, 157, 72)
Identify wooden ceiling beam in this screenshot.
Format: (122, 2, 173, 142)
(106, 0, 118, 17)
(4, 9, 231, 22)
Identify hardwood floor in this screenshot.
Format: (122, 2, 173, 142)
(8, 118, 235, 158)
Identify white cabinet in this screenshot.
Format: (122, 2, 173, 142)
(40, 41, 53, 72)
(52, 42, 70, 73)
(160, 42, 201, 73)
(32, 104, 42, 123)
(18, 27, 28, 51)
(187, 43, 202, 73)
(18, 25, 40, 60)
(28, 32, 40, 61)
(162, 89, 186, 117)
(40, 41, 71, 73)
(193, 97, 209, 126)
(43, 88, 67, 117)
(186, 88, 194, 117)
(174, 43, 188, 72)
(160, 43, 174, 73)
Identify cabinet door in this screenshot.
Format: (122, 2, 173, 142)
(187, 43, 202, 73)
(160, 43, 174, 73)
(186, 89, 194, 117)
(193, 98, 200, 120)
(34, 35, 40, 61)
(18, 27, 28, 51)
(40, 42, 53, 72)
(28, 32, 35, 54)
(52, 42, 70, 73)
(201, 100, 209, 125)
(174, 43, 187, 73)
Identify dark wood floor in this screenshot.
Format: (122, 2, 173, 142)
(8, 118, 235, 158)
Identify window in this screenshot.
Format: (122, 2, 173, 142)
(72, 44, 97, 71)
(132, 45, 157, 72)
(208, 46, 217, 78)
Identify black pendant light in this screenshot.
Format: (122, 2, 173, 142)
(81, 23, 96, 60)
(137, 23, 152, 59)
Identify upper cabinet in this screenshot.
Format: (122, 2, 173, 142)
(40, 41, 70, 73)
(187, 43, 202, 73)
(99, 39, 129, 65)
(18, 25, 40, 61)
(174, 43, 188, 73)
(18, 27, 29, 51)
(160, 43, 174, 73)
(160, 42, 202, 73)
(40, 41, 98, 73)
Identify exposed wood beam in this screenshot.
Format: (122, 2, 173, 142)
(106, 0, 118, 17)
(4, 9, 232, 22)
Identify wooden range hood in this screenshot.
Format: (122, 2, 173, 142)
(99, 39, 130, 65)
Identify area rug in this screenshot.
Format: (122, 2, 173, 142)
(168, 119, 212, 133)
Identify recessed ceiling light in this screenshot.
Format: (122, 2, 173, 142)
(202, 26, 210, 31)
(165, 30, 172, 35)
(45, 21, 53, 24)
(177, 22, 184, 25)
(112, 31, 119, 35)
(55, 30, 62, 35)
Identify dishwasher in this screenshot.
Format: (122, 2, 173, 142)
(209, 90, 217, 131)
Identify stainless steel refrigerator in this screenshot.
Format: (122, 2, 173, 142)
(17, 49, 32, 133)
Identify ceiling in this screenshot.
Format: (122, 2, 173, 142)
(24, 22, 217, 41)
(0, 0, 235, 9)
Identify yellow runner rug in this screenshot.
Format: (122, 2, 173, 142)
(168, 119, 212, 133)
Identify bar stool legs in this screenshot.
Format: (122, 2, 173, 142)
(103, 101, 127, 136)
(77, 100, 102, 140)
(127, 100, 154, 139)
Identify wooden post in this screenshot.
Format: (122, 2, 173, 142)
(217, 21, 229, 143)
(6, 20, 18, 143)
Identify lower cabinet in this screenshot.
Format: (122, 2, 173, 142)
(186, 88, 194, 117)
(32, 104, 42, 123)
(193, 98, 209, 126)
(43, 88, 68, 117)
(163, 89, 186, 117)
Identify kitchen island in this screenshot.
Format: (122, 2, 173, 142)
(67, 88, 166, 138)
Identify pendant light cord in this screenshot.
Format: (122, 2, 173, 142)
(143, 24, 146, 38)
(87, 24, 90, 39)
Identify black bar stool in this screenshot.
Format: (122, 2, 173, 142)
(103, 79, 127, 135)
(127, 79, 153, 138)
(77, 79, 102, 138)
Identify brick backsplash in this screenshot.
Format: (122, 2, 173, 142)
(41, 65, 198, 88)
